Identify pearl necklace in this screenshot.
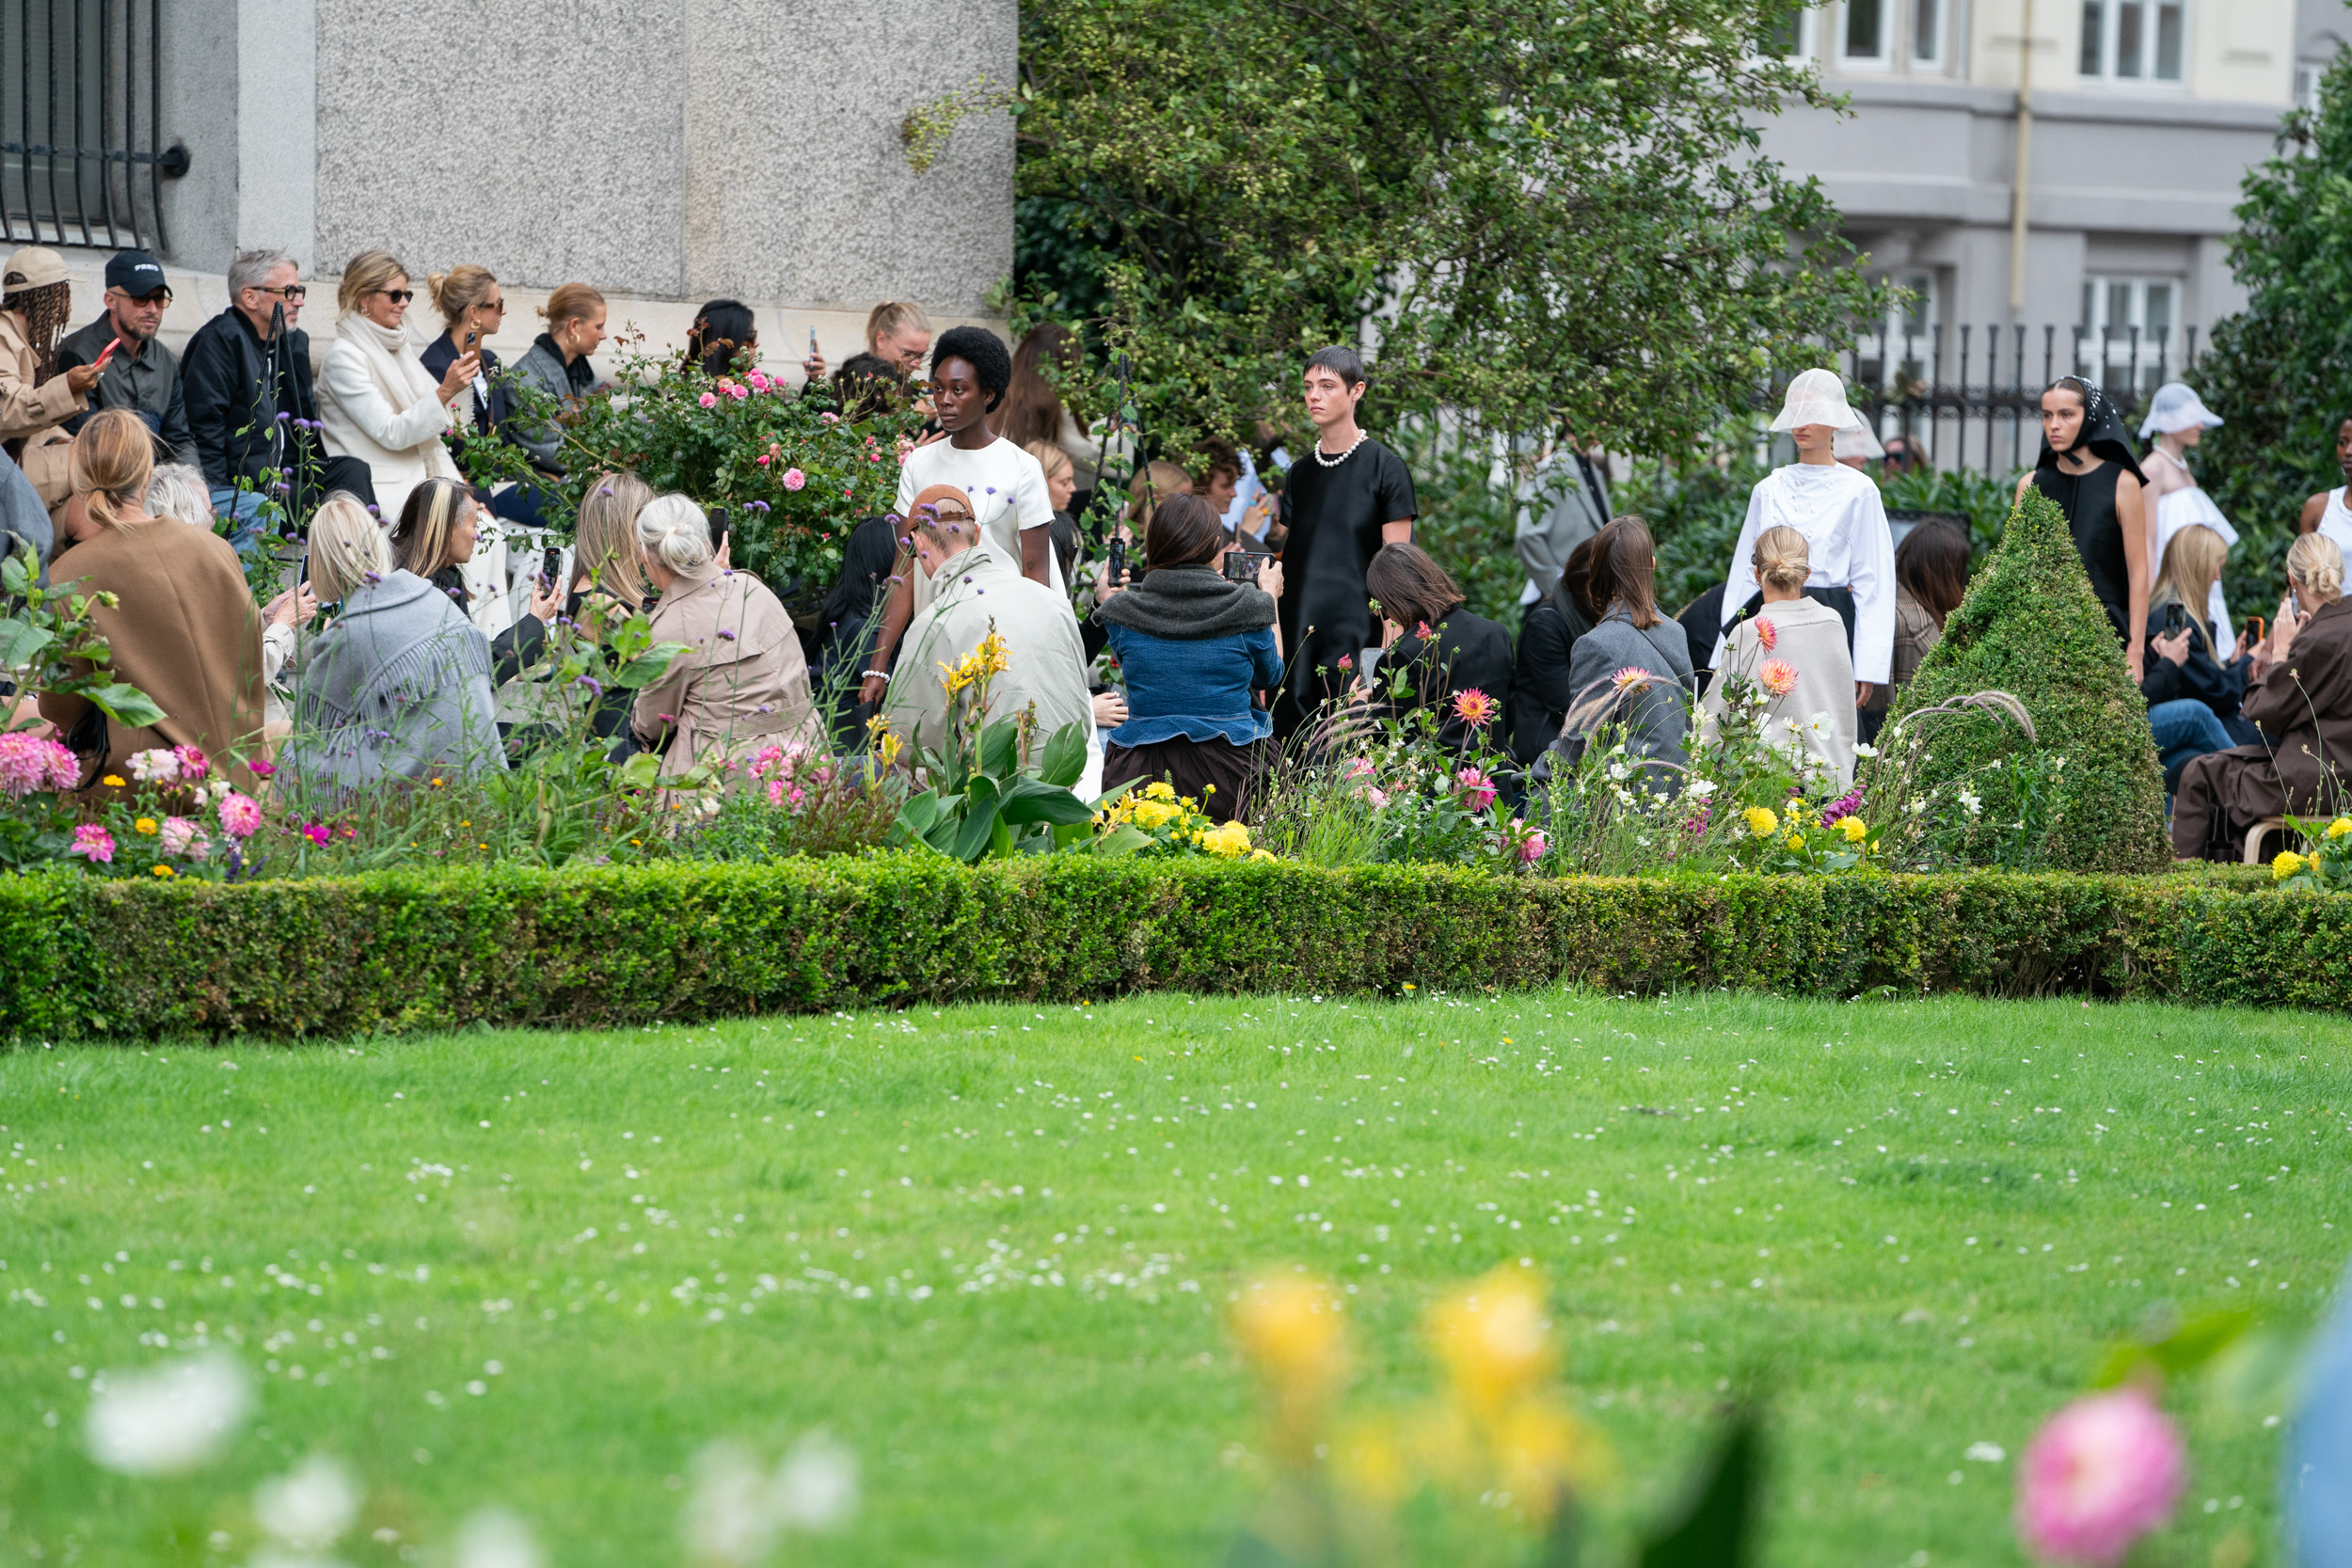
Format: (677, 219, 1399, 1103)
(1313, 431, 1367, 467)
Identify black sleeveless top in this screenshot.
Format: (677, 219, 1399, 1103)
(2031, 463, 2130, 642)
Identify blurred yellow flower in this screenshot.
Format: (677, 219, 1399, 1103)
(1202, 820, 1252, 858)
(1785, 833, 1805, 850)
(1742, 806, 1778, 838)
(1233, 1275, 1349, 1467)
(134, 817, 159, 835)
(1427, 1268, 1556, 1418)
(101, 775, 125, 788)
(1838, 816, 1867, 842)
(1145, 781, 1177, 801)
(2274, 849, 2306, 879)
(2329, 816, 2352, 839)
(150, 864, 174, 878)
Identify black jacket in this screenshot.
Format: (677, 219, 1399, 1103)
(56, 319, 199, 469)
(1509, 594, 1590, 767)
(420, 332, 514, 449)
(2141, 606, 2249, 719)
(1376, 606, 1516, 754)
(180, 306, 326, 492)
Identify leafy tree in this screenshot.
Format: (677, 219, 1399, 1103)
(2191, 49, 2352, 613)
(1013, 0, 1886, 456)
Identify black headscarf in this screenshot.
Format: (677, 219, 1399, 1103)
(2034, 375, 2146, 485)
(820, 513, 903, 631)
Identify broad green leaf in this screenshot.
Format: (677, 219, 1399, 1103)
(977, 716, 1021, 781)
(80, 682, 167, 728)
(612, 642, 691, 689)
(952, 801, 1002, 863)
(999, 777, 1095, 827)
(1035, 721, 1088, 788)
(0, 618, 54, 670)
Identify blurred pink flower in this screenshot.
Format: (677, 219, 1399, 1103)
(766, 778, 787, 807)
(248, 760, 277, 780)
(1610, 665, 1649, 692)
(69, 824, 114, 863)
(1756, 616, 1779, 651)
(1365, 786, 1391, 810)
(2015, 1387, 2185, 1565)
(126, 748, 180, 784)
(748, 371, 771, 392)
(172, 745, 210, 781)
(1518, 829, 1548, 863)
(299, 822, 331, 848)
(158, 816, 209, 860)
(0, 732, 79, 797)
(820, 411, 840, 424)
(698, 391, 718, 408)
(756, 453, 772, 466)
(728, 384, 748, 400)
(215, 792, 262, 839)
(783, 467, 807, 491)
(1454, 767, 1497, 811)
(1758, 659, 1799, 698)
(1340, 757, 1375, 781)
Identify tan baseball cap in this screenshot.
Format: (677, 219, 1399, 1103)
(2, 245, 70, 293)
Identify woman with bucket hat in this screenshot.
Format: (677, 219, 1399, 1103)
(1714, 368, 1895, 712)
(0, 245, 104, 514)
(2137, 383, 2233, 636)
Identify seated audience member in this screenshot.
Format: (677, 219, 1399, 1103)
(1554, 516, 1693, 780)
(569, 472, 655, 632)
(883, 485, 1091, 757)
(814, 508, 903, 750)
(2172, 533, 2352, 860)
(420, 264, 546, 536)
(829, 352, 907, 419)
(316, 250, 470, 529)
(1025, 438, 1083, 586)
(38, 410, 263, 787)
(628, 495, 818, 777)
(1092, 493, 1283, 822)
(1, 245, 99, 514)
(1510, 533, 1599, 767)
(1126, 460, 1195, 535)
(280, 490, 503, 790)
(389, 478, 558, 673)
(685, 300, 757, 378)
(144, 463, 214, 528)
(1859, 515, 1970, 735)
(805, 302, 934, 384)
(2140, 522, 2256, 785)
(182, 248, 377, 546)
(1359, 542, 1514, 753)
(57, 248, 198, 468)
(505, 282, 607, 476)
(1698, 524, 1857, 789)
(0, 445, 50, 581)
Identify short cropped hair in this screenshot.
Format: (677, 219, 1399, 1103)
(932, 325, 1012, 411)
(1305, 344, 1368, 388)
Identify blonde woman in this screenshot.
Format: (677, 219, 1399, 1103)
(2140, 524, 2254, 778)
(316, 250, 472, 526)
(280, 488, 505, 792)
(1025, 437, 1082, 586)
(628, 495, 818, 777)
(38, 409, 264, 786)
(2173, 533, 2352, 859)
(388, 477, 557, 677)
(508, 283, 607, 477)
(1698, 524, 1857, 789)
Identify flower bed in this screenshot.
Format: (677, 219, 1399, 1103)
(0, 855, 2324, 1042)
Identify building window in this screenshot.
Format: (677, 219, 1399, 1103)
(2080, 0, 2186, 83)
(1913, 0, 1940, 63)
(2079, 275, 2183, 393)
(1845, 0, 1885, 59)
(2296, 60, 2327, 116)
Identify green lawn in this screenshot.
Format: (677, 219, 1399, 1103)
(3, 991, 2345, 1567)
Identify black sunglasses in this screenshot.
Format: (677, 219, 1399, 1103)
(377, 289, 415, 304)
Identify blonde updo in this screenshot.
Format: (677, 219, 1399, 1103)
(428, 264, 498, 325)
(337, 250, 407, 316)
(69, 408, 156, 531)
(541, 282, 605, 331)
(2288, 531, 2345, 604)
(635, 494, 713, 576)
(1753, 525, 1811, 594)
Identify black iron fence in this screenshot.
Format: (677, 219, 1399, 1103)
(3, 0, 182, 253)
(1819, 322, 2205, 477)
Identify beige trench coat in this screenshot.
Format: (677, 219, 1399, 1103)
(630, 561, 819, 778)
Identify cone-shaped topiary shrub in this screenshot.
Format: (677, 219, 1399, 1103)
(1869, 486, 2169, 872)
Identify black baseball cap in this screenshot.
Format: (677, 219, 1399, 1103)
(104, 250, 167, 295)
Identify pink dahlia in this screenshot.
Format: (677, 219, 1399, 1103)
(172, 745, 210, 781)
(0, 733, 79, 798)
(69, 823, 114, 863)
(1518, 828, 1548, 863)
(1756, 616, 1779, 651)
(1454, 767, 1497, 812)
(1610, 665, 1650, 692)
(1758, 659, 1799, 699)
(2015, 1388, 2185, 1565)
(1452, 688, 1499, 727)
(158, 816, 209, 860)
(216, 792, 263, 840)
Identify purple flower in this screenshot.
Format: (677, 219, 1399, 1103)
(574, 675, 604, 696)
(716, 628, 737, 641)
(275, 411, 292, 422)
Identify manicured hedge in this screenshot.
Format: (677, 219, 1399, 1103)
(0, 856, 2338, 1041)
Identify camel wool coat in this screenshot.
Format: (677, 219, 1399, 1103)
(39, 519, 266, 788)
(630, 561, 819, 778)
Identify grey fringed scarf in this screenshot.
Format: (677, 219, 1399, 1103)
(1092, 562, 1276, 640)
(280, 568, 504, 791)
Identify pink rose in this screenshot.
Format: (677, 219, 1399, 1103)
(698, 391, 718, 408)
(782, 467, 806, 491)
(748, 371, 771, 392)
(2015, 1388, 2185, 1565)
(728, 384, 748, 400)
(756, 453, 771, 466)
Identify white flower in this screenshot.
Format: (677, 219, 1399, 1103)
(1687, 779, 1720, 799)
(771, 1431, 859, 1533)
(126, 748, 181, 784)
(454, 1508, 543, 1568)
(253, 1455, 362, 1552)
(1854, 741, 1880, 758)
(85, 1351, 253, 1475)
(1964, 1441, 2007, 1464)
(685, 1441, 775, 1565)
(1958, 789, 1982, 817)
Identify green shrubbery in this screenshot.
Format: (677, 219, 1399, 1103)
(1872, 487, 2170, 873)
(0, 855, 2324, 1042)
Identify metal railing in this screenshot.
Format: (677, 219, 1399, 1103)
(3, 0, 183, 254)
(1827, 321, 2204, 476)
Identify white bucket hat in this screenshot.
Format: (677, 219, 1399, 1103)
(1834, 420, 1885, 462)
(2138, 382, 2222, 437)
(1770, 367, 1866, 433)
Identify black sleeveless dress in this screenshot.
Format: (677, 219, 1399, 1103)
(2031, 463, 2130, 643)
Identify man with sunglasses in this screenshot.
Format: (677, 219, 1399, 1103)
(182, 246, 376, 549)
(56, 249, 199, 470)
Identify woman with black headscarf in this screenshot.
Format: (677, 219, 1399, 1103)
(814, 513, 904, 750)
(2015, 374, 2149, 680)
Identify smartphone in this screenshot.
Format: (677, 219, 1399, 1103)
(708, 507, 730, 558)
(1221, 550, 1264, 584)
(540, 546, 562, 594)
(2163, 602, 2185, 635)
(1106, 535, 1127, 587)
(91, 338, 120, 372)
(808, 327, 820, 360)
(2243, 614, 2266, 643)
